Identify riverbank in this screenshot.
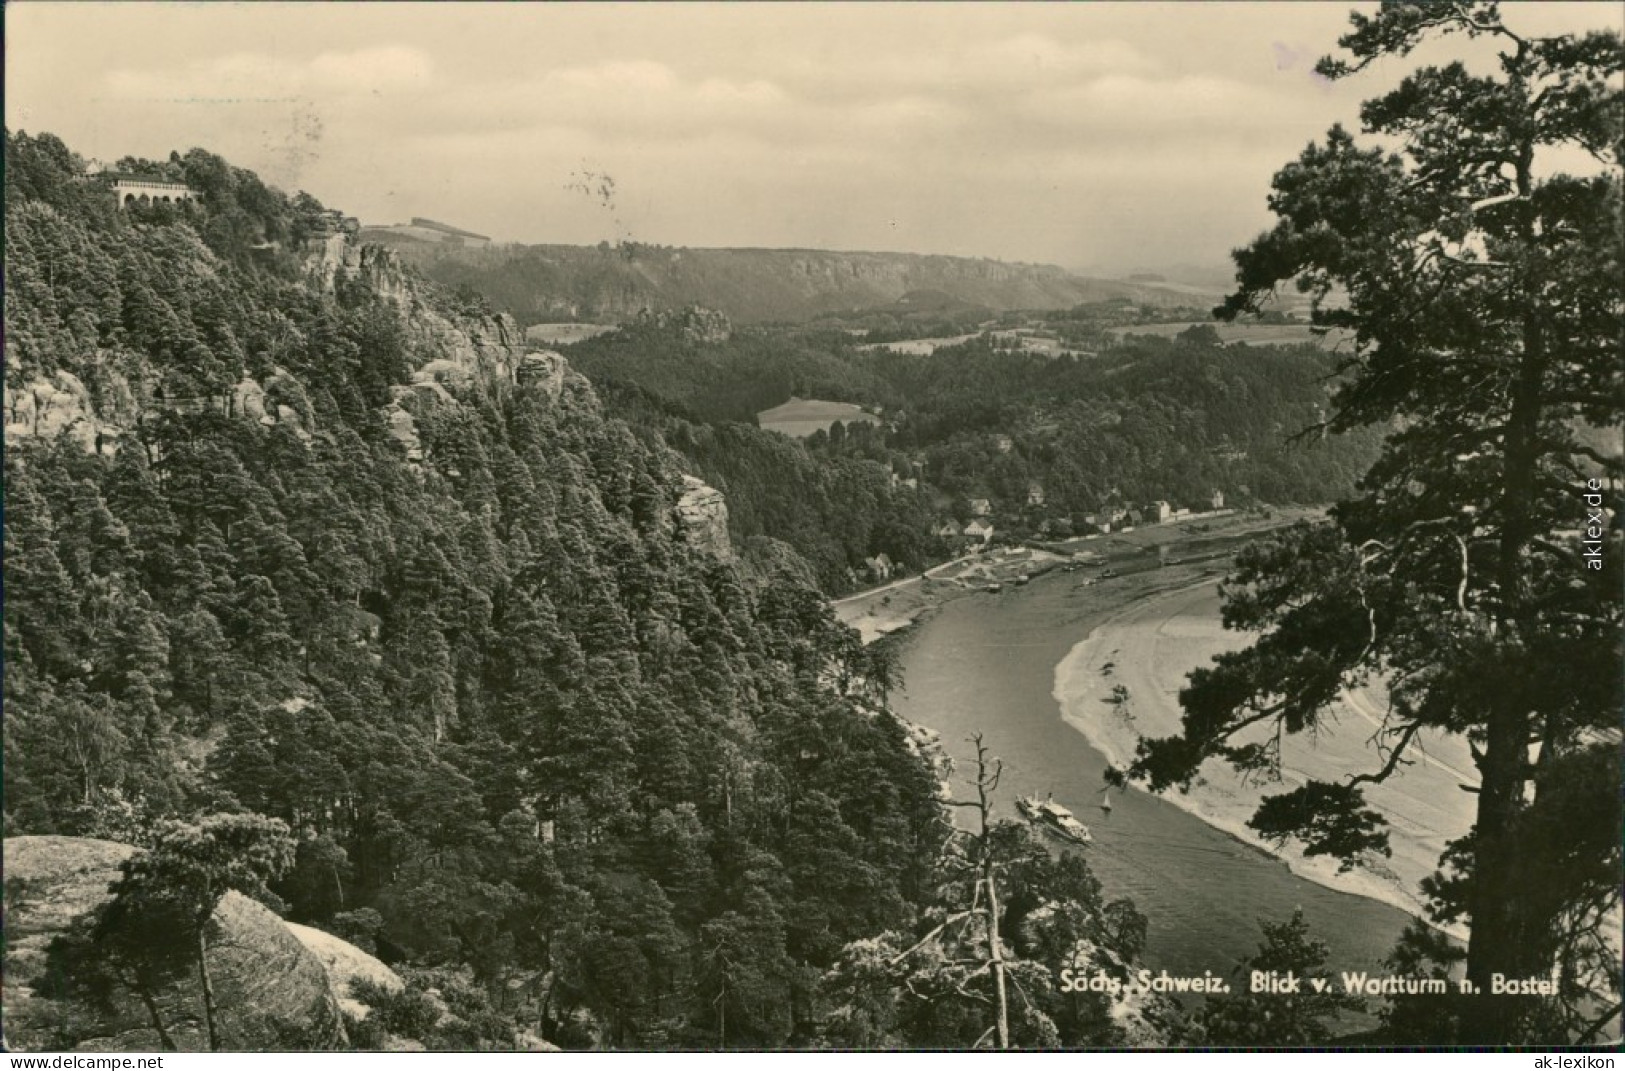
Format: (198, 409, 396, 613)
(1051, 579, 1475, 937)
(886, 558, 1424, 981)
(833, 508, 1314, 644)
(832, 546, 1065, 643)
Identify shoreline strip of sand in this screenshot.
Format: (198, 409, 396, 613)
(1050, 579, 1473, 939)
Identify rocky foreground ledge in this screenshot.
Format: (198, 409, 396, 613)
(3, 835, 399, 1052)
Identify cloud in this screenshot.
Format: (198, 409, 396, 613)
(767, 31, 1159, 106)
(104, 45, 433, 101)
(35, 2, 1611, 270)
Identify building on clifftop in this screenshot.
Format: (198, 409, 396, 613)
(96, 172, 200, 208)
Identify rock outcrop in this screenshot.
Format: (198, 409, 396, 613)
(3, 835, 349, 1052)
(284, 922, 403, 1022)
(516, 349, 569, 400)
(231, 369, 313, 441)
(8, 228, 720, 581)
(308, 239, 523, 394)
(676, 475, 734, 561)
(3, 362, 316, 456)
(632, 305, 732, 344)
(3, 370, 129, 455)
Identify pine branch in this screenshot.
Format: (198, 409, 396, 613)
(1347, 721, 1424, 788)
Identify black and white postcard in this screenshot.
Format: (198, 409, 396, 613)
(4, 1, 1619, 1054)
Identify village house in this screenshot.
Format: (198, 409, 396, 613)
(994, 435, 1014, 454)
(934, 520, 963, 540)
(865, 553, 895, 582)
(1026, 481, 1046, 507)
(1148, 500, 1172, 524)
(1210, 489, 1225, 510)
(968, 498, 993, 517)
(963, 519, 995, 544)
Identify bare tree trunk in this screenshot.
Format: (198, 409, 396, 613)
(984, 877, 1010, 1050)
(717, 978, 727, 1050)
(963, 733, 1010, 1049)
(133, 980, 177, 1051)
(197, 923, 221, 1052)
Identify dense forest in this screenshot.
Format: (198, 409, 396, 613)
(552, 314, 1385, 592)
(3, 131, 1196, 1050)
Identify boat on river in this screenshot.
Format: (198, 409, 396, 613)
(1016, 794, 1093, 844)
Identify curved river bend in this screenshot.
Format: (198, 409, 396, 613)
(888, 570, 1421, 980)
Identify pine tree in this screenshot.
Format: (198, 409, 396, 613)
(98, 813, 295, 1051)
(1131, 2, 1622, 1043)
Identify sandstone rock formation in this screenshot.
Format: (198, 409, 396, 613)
(676, 475, 734, 561)
(309, 240, 523, 394)
(4, 371, 116, 454)
(516, 349, 569, 400)
(4, 835, 349, 1052)
(633, 305, 732, 344)
(284, 922, 403, 1022)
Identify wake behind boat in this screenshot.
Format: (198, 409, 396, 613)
(1016, 794, 1093, 845)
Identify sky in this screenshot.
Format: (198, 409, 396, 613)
(7, 2, 1620, 277)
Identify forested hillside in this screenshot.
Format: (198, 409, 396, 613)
(3, 132, 1167, 1050)
(380, 240, 1205, 326)
(553, 319, 1385, 592)
(863, 336, 1386, 514)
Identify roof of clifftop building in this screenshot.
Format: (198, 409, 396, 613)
(409, 217, 490, 242)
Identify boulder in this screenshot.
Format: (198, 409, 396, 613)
(3, 835, 349, 1052)
(285, 922, 402, 1022)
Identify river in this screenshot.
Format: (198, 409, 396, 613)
(887, 567, 1423, 981)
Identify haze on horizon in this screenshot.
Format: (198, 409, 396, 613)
(7, 1, 1618, 280)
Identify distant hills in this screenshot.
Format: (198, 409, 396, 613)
(372, 240, 1214, 325)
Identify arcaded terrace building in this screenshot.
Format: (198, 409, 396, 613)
(100, 173, 200, 207)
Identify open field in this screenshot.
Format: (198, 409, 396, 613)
(757, 396, 881, 438)
(855, 333, 980, 355)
